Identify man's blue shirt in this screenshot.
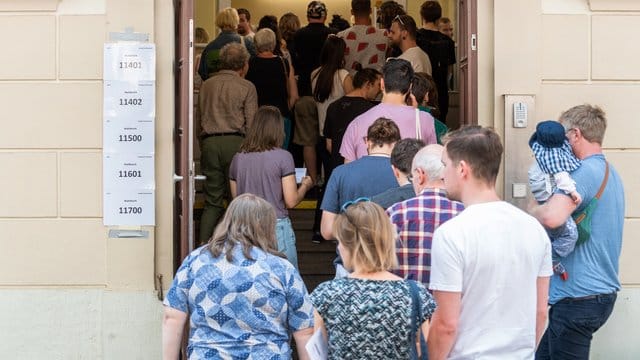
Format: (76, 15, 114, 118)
(321, 156, 397, 214)
(549, 154, 625, 304)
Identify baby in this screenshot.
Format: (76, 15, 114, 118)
(528, 120, 582, 280)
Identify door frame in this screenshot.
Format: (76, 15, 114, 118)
(174, 0, 195, 265)
(458, 0, 478, 126)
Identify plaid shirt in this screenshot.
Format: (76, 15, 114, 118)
(387, 188, 464, 286)
(531, 140, 581, 175)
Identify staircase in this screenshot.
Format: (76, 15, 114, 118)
(289, 207, 336, 292)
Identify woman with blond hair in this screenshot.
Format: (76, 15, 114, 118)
(229, 106, 314, 268)
(162, 194, 314, 359)
(311, 200, 436, 359)
(198, 7, 256, 81)
(279, 12, 301, 67)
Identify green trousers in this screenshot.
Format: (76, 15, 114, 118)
(199, 134, 243, 243)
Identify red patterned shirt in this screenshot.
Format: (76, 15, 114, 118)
(387, 188, 464, 286)
(337, 25, 389, 75)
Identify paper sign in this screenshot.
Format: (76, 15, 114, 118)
(103, 119, 154, 154)
(305, 328, 328, 360)
(295, 168, 307, 184)
(103, 80, 155, 119)
(103, 43, 156, 81)
(103, 188, 155, 226)
(103, 42, 156, 227)
(103, 153, 155, 189)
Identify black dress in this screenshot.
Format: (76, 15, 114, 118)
(246, 56, 291, 118)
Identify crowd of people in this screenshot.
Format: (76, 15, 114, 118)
(164, 1, 625, 359)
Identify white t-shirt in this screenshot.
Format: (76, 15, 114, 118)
(398, 46, 432, 75)
(337, 25, 389, 75)
(430, 201, 552, 360)
(311, 68, 349, 136)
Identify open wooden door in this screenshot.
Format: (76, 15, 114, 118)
(174, 0, 194, 266)
(458, 0, 478, 125)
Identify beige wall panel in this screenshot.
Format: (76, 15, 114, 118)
(102, 291, 162, 358)
(592, 15, 640, 80)
(591, 287, 640, 358)
(59, 15, 106, 79)
(539, 84, 639, 149)
(58, 0, 106, 15)
(0, 289, 162, 358)
(0, 0, 59, 12)
(604, 151, 640, 219)
(60, 152, 102, 217)
(0, 82, 101, 148)
(541, 15, 588, 80)
(0, 152, 57, 217)
(494, 0, 541, 95)
(106, 0, 154, 39)
(0, 289, 101, 357)
(0, 15, 55, 80)
(0, 219, 106, 285)
(590, 0, 640, 11)
(620, 219, 640, 284)
(542, 0, 589, 14)
(107, 235, 155, 289)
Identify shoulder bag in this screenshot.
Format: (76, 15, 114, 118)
(572, 161, 609, 246)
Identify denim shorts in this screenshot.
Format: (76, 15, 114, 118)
(276, 217, 298, 269)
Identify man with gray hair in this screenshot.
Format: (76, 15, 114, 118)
(199, 42, 258, 243)
(386, 144, 464, 286)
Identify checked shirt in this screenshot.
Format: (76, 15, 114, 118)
(531, 140, 581, 175)
(387, 188, 464, 286)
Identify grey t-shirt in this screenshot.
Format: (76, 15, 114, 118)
(229, 148, 295, 218)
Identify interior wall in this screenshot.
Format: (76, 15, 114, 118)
(195, 0, 457, 31)
(195, 0, 216, 39)
(408, 0, 456, 27)
(229, 0, 351, 27)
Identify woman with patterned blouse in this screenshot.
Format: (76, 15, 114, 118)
(311, 200, 436, 359)
(162, 194, 314, 359)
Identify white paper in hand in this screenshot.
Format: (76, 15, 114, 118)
(305, 328, 328, 360)
(295, 168, 307, 184)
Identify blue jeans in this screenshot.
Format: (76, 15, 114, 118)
(276, 217, 298, 269)
(536, 293, 616, 360)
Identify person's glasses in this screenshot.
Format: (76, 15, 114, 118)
(394, 14, 405, 26)
(340, 197, 370, 213)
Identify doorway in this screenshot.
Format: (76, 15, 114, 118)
(174, 0, 479, 265)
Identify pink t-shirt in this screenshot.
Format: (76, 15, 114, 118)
(339, 103, 437, 162)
